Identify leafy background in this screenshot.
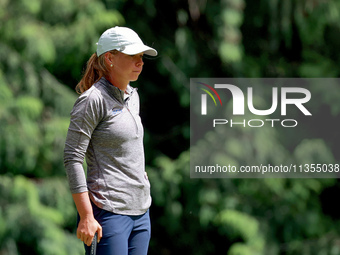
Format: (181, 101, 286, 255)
(0, 0, 340, 254)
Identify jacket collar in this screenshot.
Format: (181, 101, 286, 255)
(98, 77, 135, 103)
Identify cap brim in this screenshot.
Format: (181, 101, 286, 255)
(121, 44, 158, 56)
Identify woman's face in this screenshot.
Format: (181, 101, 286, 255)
(109, 51, 144, 85)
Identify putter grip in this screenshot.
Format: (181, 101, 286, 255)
(90, 232, 97, 255)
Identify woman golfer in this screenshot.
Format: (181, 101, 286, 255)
(64, 26, 157, 255)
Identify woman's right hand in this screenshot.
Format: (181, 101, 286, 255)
(72, 192, 103, 246)
(77, 214, 103, 246)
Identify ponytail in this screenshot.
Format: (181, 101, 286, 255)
(76, 50, 117, 94)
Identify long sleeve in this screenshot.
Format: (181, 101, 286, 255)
(64, 89, 103, 194)
(64, 78, 151, 215)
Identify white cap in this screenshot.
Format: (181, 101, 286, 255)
(96, 26, 157, 57)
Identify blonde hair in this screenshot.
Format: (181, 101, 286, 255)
(76, 50, 117, 94)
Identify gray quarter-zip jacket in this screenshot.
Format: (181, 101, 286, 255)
(64, 77, 151, 215)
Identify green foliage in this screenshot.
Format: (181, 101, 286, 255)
(1, 0, 340, 254)
(148, 149, 338, 254)
(0, 175, 82, 255)
(218, 0, 245, 63)
(0, 0, 124, 253)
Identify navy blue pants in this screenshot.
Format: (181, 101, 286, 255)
(81, 202, 151, 255)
